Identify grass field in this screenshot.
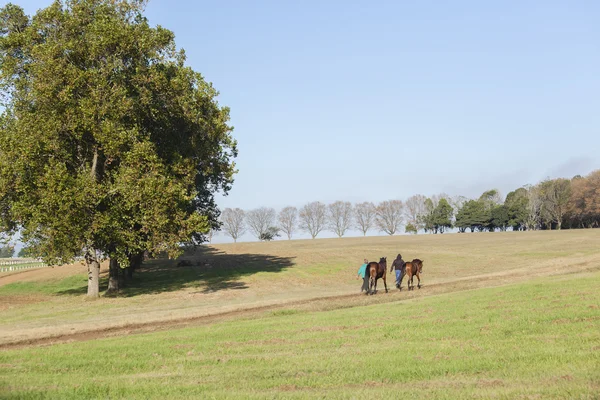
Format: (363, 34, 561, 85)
(1, 270, 599, 399)
(1, 230, 599, 398)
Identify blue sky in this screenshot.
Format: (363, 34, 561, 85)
(9, 0, 600, 244)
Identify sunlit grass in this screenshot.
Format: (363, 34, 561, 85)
(1, 271, 599, 399)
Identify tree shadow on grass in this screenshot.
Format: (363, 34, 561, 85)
(57, 246, 295, 297)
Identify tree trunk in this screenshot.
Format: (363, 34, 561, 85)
(118, 265, 125, 287)
(87, 257, 100, 298)
(106, 258, 120, 294)
(125, 251, 143, 281)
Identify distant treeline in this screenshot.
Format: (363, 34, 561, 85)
(217, 170, 600, 242)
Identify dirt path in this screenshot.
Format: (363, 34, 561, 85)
(2, 259, 598, 350)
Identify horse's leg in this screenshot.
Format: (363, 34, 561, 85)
(417, 272, 421, 289)
(383, 274, 388, 293)
(374, 278, 378, 294)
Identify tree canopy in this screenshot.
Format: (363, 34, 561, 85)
(0, 0, 237, 296)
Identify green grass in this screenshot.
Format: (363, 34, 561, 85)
(0, 274, 89, 296)
(1, 271, 599, 399)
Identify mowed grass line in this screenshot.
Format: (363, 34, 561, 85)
(1, 272, 599, 399)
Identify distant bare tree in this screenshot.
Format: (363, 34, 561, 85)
(299, 201, 327, 239)
(525, 185, 542, 230)
(375, 200, 404, 235)
(447, 195, 470, 227)
(430, 193, 450, 209)
(449, 195, 469, 216)
(354, 202, 376, 236)
(278, 206, 298, 240)
(404, 195, 427, 232)
(327, 201, 353, 238)
(221, 208, 246, 243)
(207, 228, 217, 244)
(246, 207, 277, 240)
(479, 189, 503, 208)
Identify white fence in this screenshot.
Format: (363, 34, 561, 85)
(0, 259, 48, 273)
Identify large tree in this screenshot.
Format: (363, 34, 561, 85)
(430, 198, 454, 233)
(278, 206, 298, 240)
(455, 199, 487, 232)
(299, 201, 326, 239)
(539, 178, 571, 230)
(246, 207, 276, 241)
(327, 201, 353, 238)
(354, 202, 376, 236)
(504, 188, 529, 231)
(0, 1, 237, 296)
(420, 194, 453, 233)
(490, 204, 509, 231)
(375, 200, 404, 235)
(566, 170, 600, 228)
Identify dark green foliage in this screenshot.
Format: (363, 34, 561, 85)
(259, 227, 281, 241)
(455, 200, 488, 232)
(405, 223, 417, 234)
(433, 198, 453, 233)
(0, 1, 237, 295)
(422, 198, 453, 234)
(455, 200, 473, 232)
(17, 246, 30, 258)
(490, 204, 509, 231)
(0, 244, 14, 258)
(505, 188, 528, 231)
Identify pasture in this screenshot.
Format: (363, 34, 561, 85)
(1, 230, 599, 398)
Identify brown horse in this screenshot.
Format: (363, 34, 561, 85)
(367, 257, 388, 295)
(402, 259, 424, 290)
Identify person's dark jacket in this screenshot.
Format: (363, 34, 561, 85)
(390, 256, 404, 272)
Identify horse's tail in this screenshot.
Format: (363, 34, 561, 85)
(369, 263, 377, 278)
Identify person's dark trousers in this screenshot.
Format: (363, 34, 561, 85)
(361, 276, 369, 292)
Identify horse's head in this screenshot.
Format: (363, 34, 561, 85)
(379, 257, 387, 267)
(413, 259, 424, 273)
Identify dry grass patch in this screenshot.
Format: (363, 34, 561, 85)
(0, 229, 599, 347)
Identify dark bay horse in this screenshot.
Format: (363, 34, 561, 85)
(403, 259, 423, 290)
(367, 257, 388, 295)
